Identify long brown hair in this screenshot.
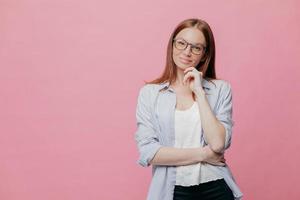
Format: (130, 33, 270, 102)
(146, 18, 219, 87)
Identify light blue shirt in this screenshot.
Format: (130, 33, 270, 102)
(134, 78, 243, 200)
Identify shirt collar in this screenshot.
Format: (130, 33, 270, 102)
(158, 78, 214, 92)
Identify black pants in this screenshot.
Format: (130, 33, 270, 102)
(173, 179, 234, 200)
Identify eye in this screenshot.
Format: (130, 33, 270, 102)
(193, 46, 203, 52)
(194, 47, 202, 51)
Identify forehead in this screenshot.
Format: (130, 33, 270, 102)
(175, 27, 206, 45)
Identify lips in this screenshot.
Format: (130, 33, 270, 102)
(180, 57, 192, 64)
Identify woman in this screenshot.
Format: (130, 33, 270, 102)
(134, 18, 243, 200)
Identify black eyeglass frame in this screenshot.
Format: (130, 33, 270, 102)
(172, 38, 206, 55)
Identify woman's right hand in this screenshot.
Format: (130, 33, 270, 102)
(201, 145, 226, 166)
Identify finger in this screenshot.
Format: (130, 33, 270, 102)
(184, 67, 195, 74)
(183, 71, 194, 78)
(183, 72, 194, 84)
(183, 70, 194, 79)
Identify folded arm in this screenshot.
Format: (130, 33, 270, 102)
(134, 85, 225, 167)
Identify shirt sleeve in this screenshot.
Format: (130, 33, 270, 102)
(134, 85, 162, 167)
(215, 81, 235, 152)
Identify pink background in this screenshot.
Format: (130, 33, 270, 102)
(1, 0, 300, 199)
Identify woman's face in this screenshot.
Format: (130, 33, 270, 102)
(172, 27, 206, 71)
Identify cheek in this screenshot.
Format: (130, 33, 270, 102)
(172, 50, 181, 61)
(172, 48, 181, 56)
(195, 56, 203, 65)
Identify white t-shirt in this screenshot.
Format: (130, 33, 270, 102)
(174, 101, 223, 186)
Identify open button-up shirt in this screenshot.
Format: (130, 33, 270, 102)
(134, 78, 243, 200)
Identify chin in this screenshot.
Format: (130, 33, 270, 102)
(175, 65, 187, 71)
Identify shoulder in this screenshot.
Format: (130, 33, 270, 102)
(207, 79, 232, 98)
(138, 83, 162, 95)
(137, 83, 162, 101)
(209, 79, 231, 88)
(211, 79, 233, 101)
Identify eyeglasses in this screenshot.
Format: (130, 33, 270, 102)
(173, 38, 206, 55)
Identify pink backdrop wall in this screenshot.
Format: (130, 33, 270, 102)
(1, 0, 299, 199)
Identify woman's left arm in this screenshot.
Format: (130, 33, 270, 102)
(194, 82, 234, 154)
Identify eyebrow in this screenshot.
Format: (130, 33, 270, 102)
(176, 37, 205, 46)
